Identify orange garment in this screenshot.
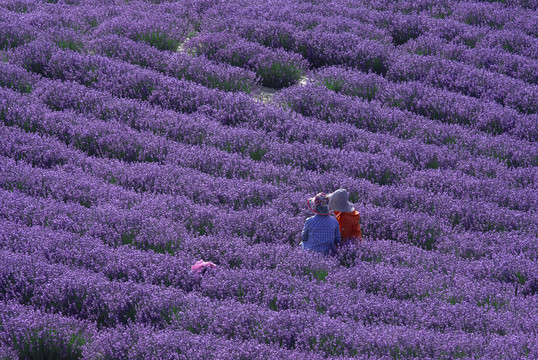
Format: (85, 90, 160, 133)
(334, 210, 362, 244)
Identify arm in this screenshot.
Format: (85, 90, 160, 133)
(355, 213, 363, 240)
(301, 220, 309, 243)
(328, 222, 341, 255)
(334, 222, 341, 245)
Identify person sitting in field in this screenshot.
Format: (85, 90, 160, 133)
(300, 193, 341, 256)
(328, 189, 362, 246)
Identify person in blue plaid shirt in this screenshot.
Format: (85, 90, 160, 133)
(300, 193, 341, 256)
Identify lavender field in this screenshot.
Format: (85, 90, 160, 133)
(0, 0, 537, 358)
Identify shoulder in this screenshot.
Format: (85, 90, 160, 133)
(342, 211, 359, 219)
(305, 215, 316, 223)
(328, 216, 339, 225)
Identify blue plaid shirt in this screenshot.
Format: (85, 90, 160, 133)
(300, 214, 341, 255)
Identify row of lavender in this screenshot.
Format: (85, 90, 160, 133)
(1, 0, 537, 358)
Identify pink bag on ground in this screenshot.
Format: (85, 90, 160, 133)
(191, 260, 217, 274)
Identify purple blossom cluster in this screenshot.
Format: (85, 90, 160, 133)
(311, 66, 538, 140)
(184, 32, 309, 88)
(1, 0, 537, 359)
(401, 33, 537, 84)
(88, 34, 259, 93)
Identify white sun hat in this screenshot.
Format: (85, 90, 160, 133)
(328, 189, 355, 212)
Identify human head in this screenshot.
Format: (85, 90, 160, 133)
(307, 192, 330, 215)
(328, 189, 355, 212)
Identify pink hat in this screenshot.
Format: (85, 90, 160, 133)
(307, 192, 330, 215)
(191, 260, 217, 274)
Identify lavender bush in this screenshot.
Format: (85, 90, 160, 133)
(184, 32, 309, 88)
(0, 0, 537, 359)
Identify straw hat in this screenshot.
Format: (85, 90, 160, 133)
(328, 189, 355, 212)
(307, 192, 330, 215)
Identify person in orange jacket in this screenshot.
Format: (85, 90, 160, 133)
(328, 189, 362, 246)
